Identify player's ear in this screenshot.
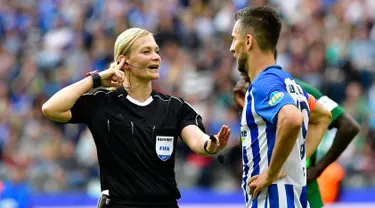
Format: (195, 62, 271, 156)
(246, 34, 253, 50)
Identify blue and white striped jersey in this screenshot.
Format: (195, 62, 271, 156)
(241, 65, 310, 208)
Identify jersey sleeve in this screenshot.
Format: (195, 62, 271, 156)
(68, 90, 110, 124)
(178, 101, 206, 134)
(252, 73, 296, 124)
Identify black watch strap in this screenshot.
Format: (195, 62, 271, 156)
(86, 71, 101, 88)
(204, 134, 225, 165)
(204, 135, 218, 154)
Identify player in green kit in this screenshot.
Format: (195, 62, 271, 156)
(297, 80, 360, 207)
(233, 74, 360, 208)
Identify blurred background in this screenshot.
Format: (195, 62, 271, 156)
(0, 0, 374, 207)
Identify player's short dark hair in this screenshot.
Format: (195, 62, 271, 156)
(234, 6, 282, 53)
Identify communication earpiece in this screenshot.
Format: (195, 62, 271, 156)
(117, 57, 148, 69)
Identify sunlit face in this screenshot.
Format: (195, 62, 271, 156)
(127, 34, 161, 81)
(230, 21, 248, 73)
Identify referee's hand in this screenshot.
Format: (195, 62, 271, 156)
(99, 59, 126, 88)
(205, 125, 231, 154)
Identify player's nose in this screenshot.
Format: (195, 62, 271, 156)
(230, 45, 235, 54)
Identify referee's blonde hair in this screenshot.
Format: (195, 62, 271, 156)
(114, 28, 151, 62)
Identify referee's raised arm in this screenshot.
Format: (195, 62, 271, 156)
(41, 59, 125, 123)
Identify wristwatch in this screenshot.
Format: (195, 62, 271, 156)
(204, 135, 225, 165)
(204, 135, 219, 154)
(85, 70, 101, 88)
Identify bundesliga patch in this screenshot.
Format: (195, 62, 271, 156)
(268, 91, 284, 106)
(156, 136, 174, 161)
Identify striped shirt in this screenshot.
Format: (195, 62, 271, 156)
(241, 65, 310, 208)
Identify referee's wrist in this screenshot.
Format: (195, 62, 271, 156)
(204, 135, 219, 154)
(86, 70, 102, 88)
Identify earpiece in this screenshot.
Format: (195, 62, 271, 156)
(116, 58, 148, 69)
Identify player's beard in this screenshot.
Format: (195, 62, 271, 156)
(237, 53, 247, 73)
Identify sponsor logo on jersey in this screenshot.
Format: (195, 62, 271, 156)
(241, 129, 248, 142)
(268, 91, 284, 106)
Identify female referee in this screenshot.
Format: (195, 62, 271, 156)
(42, 27, 231, 208)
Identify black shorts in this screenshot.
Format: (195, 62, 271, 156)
(109, 205, 178, 208)
(107, 197, 178, 208)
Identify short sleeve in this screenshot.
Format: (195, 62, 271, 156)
(69, 90, 111, 124)
(252, 74, 296, 124)
(178, 101, 206, 134)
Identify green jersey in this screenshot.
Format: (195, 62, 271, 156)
(296, 79, 345, 208)
(296, 80, 345, 168)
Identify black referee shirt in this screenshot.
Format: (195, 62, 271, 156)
(68, 87, 206, 207)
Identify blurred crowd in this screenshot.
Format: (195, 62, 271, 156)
(0, 0, 375, 200)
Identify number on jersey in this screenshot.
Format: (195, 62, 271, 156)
(284, 78, 309, 161)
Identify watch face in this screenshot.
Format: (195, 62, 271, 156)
(85, 70, 99, 77)
(210, 135, 217, 142)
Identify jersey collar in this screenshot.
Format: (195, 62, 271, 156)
(126, 95, 153, 106)
(115, 87, 155, 107)
(263, 65, 282, 72)
(250, 65, 282, 87)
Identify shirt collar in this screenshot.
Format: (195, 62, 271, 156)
(115, 87, 155, 107)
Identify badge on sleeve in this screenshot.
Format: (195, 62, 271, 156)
(156, 136, 174, 161)
(268, 91, 284, 106)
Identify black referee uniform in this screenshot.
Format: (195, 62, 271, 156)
(68, 87, 206, 208)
